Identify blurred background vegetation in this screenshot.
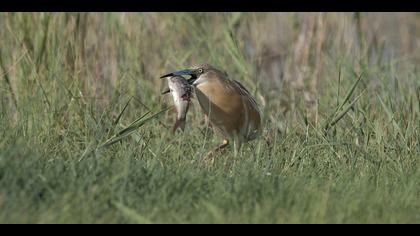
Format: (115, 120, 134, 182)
(1, 13, 419, 132)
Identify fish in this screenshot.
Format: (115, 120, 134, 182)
(162, 76, 193, 133)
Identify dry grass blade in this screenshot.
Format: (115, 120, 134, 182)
(36, 13, 51, 67)
(0, 48, 17, 109)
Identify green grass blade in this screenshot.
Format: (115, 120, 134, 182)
(118, 110, 152, 135)
(113, 202, 152, 224)
(113, 97, 132, 125)
(336, 72, 364, 114)
(328, 89, 366, 128)
(377, 94, 408, 146)
(99, 107, 170, 148)
(325, 72, 364, 131)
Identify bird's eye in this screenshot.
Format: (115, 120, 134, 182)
(198, 68, 204, 74)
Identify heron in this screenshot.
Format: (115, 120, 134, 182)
(161, 63, 262, 159)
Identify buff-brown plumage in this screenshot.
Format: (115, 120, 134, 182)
(190, 64, 261, 152)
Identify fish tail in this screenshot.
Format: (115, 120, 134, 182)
(172, 118, 186, 133)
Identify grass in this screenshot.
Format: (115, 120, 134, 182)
(0, 12, 419, 223)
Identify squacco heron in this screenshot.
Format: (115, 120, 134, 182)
(161, 63, 262, 157)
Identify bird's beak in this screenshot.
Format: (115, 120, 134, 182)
(160, 68, 198, 85)
(160, 69, 195, 79)
(160, 69, 197, 96)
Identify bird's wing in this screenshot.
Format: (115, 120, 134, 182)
(232, 79, 251, 95)
(227, 79, 260, 113)
(229, 79, 262, 140)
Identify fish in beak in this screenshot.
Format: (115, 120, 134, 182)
(161, 75, 193, 133)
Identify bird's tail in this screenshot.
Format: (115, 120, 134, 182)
(172, 118, 186, 134)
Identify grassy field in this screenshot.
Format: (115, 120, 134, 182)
(0, 12, 419, 223)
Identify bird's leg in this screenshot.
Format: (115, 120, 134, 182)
(199, 114, 213, 137)
(229, 137, 243, 170)
(233, 141, 240, 157)
(204, 114, 210, 127)
(204, 114, 213, 130)
(232, 134, 243, 157)
(202, 139, 229, 167)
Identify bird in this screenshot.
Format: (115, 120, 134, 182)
(160, 63, 262, 159)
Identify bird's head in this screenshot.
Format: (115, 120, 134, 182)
(160, 63, 223, 86)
